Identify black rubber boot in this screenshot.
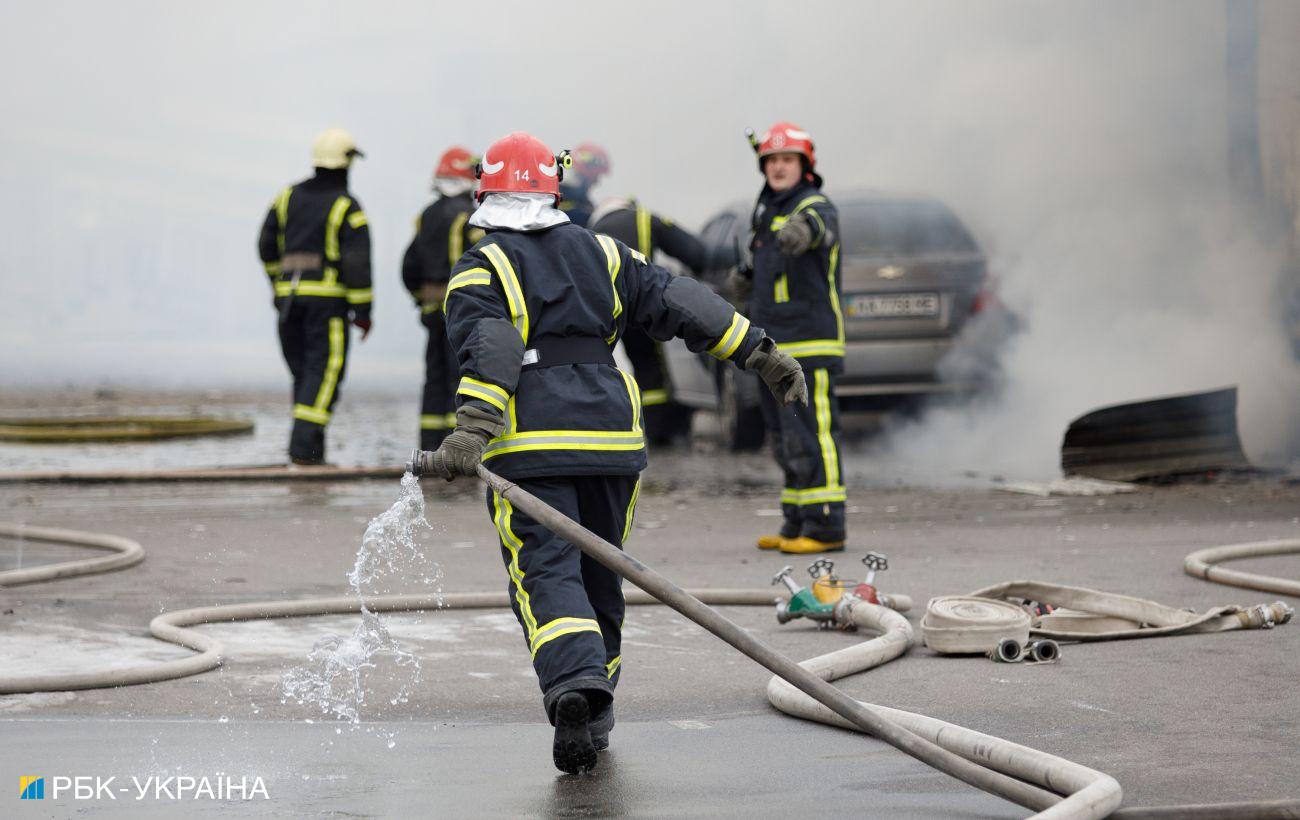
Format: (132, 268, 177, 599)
(552, 692, 598, 775)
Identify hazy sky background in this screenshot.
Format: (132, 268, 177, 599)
(2, 1, 1297, 474)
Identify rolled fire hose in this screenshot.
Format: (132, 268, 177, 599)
(3, 474, 1298, 818)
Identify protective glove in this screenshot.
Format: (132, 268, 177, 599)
(727, 267, 753, 306)
(428, 404, 505, 480)
(743, 336, 807, 407)
(776, 213, 815, 256)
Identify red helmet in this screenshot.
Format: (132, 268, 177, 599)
(435, 146, 476, 180)
(756, 121, 816, 172)
(475, 132, 569, 203)
(571, 142, 611, 183)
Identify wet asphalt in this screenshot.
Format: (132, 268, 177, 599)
(1, 449, 1298, 818)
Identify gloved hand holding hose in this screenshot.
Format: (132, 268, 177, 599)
(408, 404, 504, 480)
(744, 336, 807, 406)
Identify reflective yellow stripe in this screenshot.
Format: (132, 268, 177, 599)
(419, 413, 457, 430)
(482, 430, 645, 460)
(605, 655, 622, 679)
(619, 367, 643, 432)
(792, 195, 828, 214)
(347, 210, 368, 229)
(776, 339, 845, 358)
(274, 281, 347, 298)
(492, 491, 538, 638)
(596, 234, 624, 330)
(346, 288, 372, 305)
(530, 617, 602, 658)
(813, 368, 840, 490)
(448, 212, 469, 266)
(274, 187, 292, 255)
(828, 242, 844, 348)
(769, 215, 788, 232)
(324, 196, 351, 262)
(309, 317, 346, 417)
(780, 486, 847, 505)
(264, 261, 281, 278)
(640, 388, 669, 406)
(443, 267, 493, 309)
(635, 206, 652, 258)
(457, 376, 510, 412)
(708, 313, 751, 360)
(421, 302, 441, 315)
(293, 404, 330, 424)
(774, 272, 789, 303)
(621, 478, 641, 543)
(804, 207, 826, 245)
(481, 244, 529, 344)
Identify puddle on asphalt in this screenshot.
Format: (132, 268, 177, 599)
(281, 472, 440, 747)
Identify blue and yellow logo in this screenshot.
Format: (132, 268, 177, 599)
(19, 776, 44, 800)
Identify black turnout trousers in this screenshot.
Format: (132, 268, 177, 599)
(419, 309, 459, 451)
(484, 474, 639, 731)
(278, 297, 350, 462)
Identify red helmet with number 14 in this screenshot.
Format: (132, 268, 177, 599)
(474, 132, 570, 203)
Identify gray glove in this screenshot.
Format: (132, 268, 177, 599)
(726, 267, 753, 306)
(744, 337, 808, 407)
(429, 404, 505, 480)
(776, 213, 815, 256)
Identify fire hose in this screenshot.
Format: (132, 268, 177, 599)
(2, 466, 1299, 817)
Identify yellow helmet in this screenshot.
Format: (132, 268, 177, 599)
(311, 128, 364, 169)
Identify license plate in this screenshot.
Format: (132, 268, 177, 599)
(846, 292, 940, 319)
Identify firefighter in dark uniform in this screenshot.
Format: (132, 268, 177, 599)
(555, 142, 609, 227)
(257, 128, 373, 465)
(408, 132, 805, 774)
(734, 122, 846, 555)
(401, 146, 485, 450)
(590, 198, 709, 444)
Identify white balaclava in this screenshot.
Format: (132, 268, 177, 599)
(469, 193, 570, 232)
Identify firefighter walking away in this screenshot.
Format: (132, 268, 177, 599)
(733, 122, 847, 554)
(402, 146, 484, 450)
(409, 132, 805, 775)
(256, 128, 373, 465)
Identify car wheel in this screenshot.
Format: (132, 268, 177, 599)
(717, 366, 766, 452)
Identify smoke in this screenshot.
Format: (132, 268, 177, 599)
(0, 1, 1295, 471)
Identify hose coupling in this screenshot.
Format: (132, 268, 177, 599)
(1241, 601, 1295, 629)
(988, 638, 1023, 663)
(407, 448, 433, 477)
(1026, 639, 1060, 664)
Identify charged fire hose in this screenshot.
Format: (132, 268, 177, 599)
(0, 523, 144, 586)
(1184, 538, 1300, 598)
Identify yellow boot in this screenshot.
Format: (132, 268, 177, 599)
(756, 535, 788, 550)
(779, 536, 846, 554)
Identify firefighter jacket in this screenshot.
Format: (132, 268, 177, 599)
(443, 223, 764, 480)
(748, 181, 842, 371)
(257, 168, 373, 321)
(589, 203, 708, 275)
(401, 191, 484, 316)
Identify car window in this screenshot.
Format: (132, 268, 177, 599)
(840, 201, 979, 256)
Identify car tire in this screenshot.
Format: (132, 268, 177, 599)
(717, 366, 766, 452)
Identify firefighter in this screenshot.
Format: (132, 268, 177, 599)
(734, 122, 846, 555)
(257, 128, 373, 465)
(590, 198, 709, 444)
(410, 132, 805, 774)
(401, 146, 485, 450)
(556, 142, 609, 227)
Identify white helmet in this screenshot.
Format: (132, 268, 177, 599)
(311, 128, 364, 169)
